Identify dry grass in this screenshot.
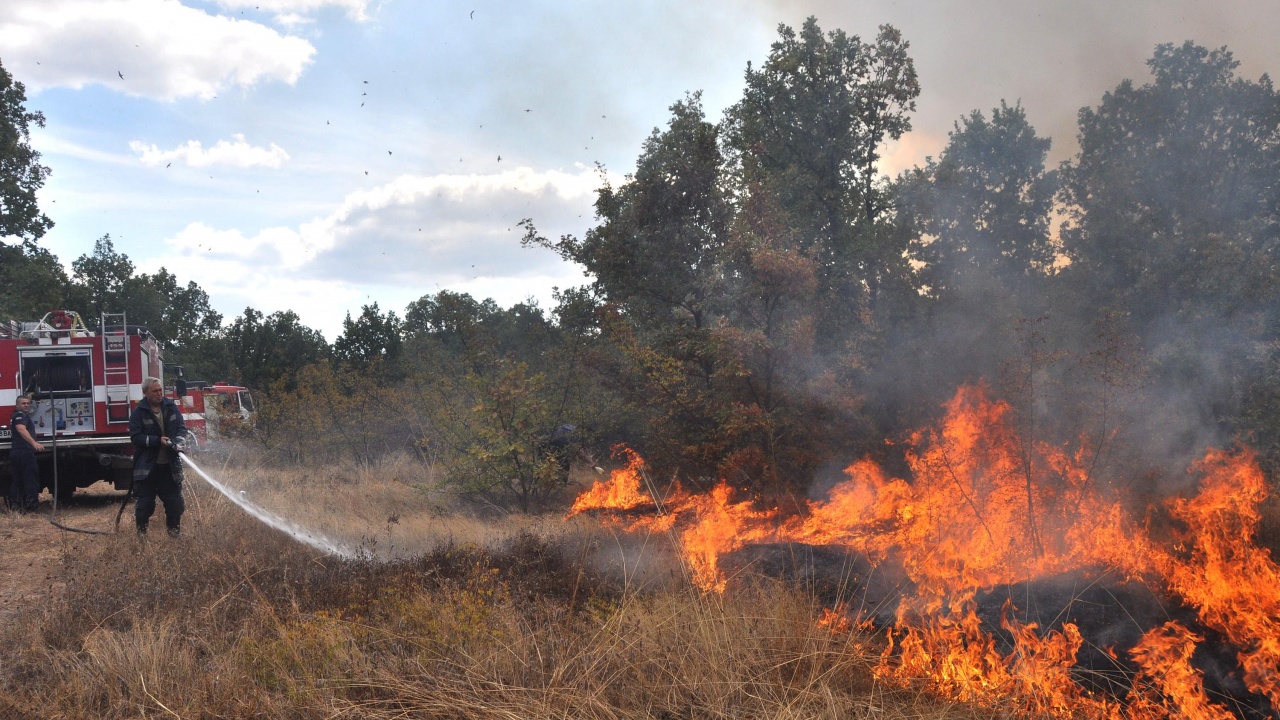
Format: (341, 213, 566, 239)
(0, 451, 1050, 719)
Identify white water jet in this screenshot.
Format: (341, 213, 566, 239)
(179, 452, 359, 559)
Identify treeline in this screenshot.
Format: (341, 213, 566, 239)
(4, 19, 1280, 508)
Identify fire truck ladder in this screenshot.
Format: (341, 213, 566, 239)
(101, 312, 132, 423)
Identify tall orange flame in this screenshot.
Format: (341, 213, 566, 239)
(567, 384, 1280, 718)
(567, 447, 653, 517)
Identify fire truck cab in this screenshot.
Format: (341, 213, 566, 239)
(169, 369, 254, 446)
(0, 310, 163, 501)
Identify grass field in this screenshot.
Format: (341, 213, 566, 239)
(0, 449, 987, 720)
(7, 445, 1277, 719)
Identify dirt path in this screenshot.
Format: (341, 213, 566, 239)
(0, 483, 130, 622)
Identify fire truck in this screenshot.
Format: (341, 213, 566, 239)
(0, 310, 164, 500)
(169, 369, 254, 446)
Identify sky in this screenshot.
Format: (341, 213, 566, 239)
(2, 0, 1278, 340)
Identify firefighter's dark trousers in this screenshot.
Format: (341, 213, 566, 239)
(8, 453, 39, 512)
(135, 463, 184, 533)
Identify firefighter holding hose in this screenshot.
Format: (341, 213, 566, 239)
(129, 377, 186, 537)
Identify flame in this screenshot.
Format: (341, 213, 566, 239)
(1128, 622, 1234, 720)
(567, 447, 654, 517)
(817, 605, 853, 634)
(569, 384, 1280, 718)
(1150, 449, 1280, 709)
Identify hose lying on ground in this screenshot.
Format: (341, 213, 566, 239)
(47, 425, 115, 536)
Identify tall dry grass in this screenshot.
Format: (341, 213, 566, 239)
(0, 451, 997, 719)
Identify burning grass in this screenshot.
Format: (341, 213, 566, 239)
(3, 385, 1280, 718)
(0, 453, 969, 720)
(570, 385, 1280, 720)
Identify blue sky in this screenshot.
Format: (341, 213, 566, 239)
(3, 0, 1277, 339)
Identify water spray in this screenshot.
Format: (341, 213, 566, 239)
(177, 452, 357, 559)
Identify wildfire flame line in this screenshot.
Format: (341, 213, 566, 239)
(567, 384, 1280, 719)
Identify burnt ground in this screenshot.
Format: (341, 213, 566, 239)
(0, 482, 131, 625)
(722, 543, 1277, 720)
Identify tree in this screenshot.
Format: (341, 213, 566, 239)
(525, 93, 730, 332)
(0, 243, 67, 320)
(0, 59, 52, 245)
(333, 302, 402, 378)
(1059, 41, 1280, 323)
(133, 269, 223, 351)
(1054, 41, 1280, 487)
(903, 101, 1058, 299)
(223, 308, 329, 389)
(253, 360, 410, 466)
(402, 290, 619, 510)
(65, 235, 222, 365)
(721, 18, 920, 326)
(514, 19, 922, 493)
(67, 235, 135, 324)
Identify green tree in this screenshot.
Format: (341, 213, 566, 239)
(137, 270, 222, 349)
(903, 101, 1058, 299)
(1049, 41, 1280, 490)
(0, 243, 67, 320)
(516, 18, 921, 493)
(64, 236, 223, 373)
(525, 93, 729, 331)
(1059, 41, 1280, 322)
(125, 269, 224, 372)
(222, 307, 329, 389)
(334, 302, 402, 378)
(404, 290, 501, 354)
(0, 59, 52, 245)
(403, 290, 620, 510)
(67, 234, 134, 324)
(254, 360, 409, 466)
(721, 17, 920, 326)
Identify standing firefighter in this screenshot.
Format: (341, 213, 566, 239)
(130, 377, 186, 536)
(8, 394, 44, 513)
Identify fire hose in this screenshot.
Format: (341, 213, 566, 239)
(46, 418, 114, 535)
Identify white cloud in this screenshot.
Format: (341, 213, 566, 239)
(0, 0, 316, 101)
(165, 221, 318, 268)
(165, 165, 613, 270)
(213, 0, 371, 22)
(130, 134, 290, 168)
(149, 166, 614, 336)
(34, 133, 136, 166)
(137, 250, 365, 339)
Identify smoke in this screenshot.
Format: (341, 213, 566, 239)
(757, 0, 1280, 168)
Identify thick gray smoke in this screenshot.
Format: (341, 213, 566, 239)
(760, 0, 1279, 169)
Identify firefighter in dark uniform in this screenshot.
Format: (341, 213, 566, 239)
(129, 377, 186, 536)
(8, 394, 44, 513)
(542, 423, 590, 482)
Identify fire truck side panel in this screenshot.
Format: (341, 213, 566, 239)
(177, 390, 207, 444)
(1, 327, 162, 495)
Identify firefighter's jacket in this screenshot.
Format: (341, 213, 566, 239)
(129, 398, 186, 485)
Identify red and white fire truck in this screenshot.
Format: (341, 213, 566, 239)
(170, 372, 254, 447)
(0, 310, 164, 500)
